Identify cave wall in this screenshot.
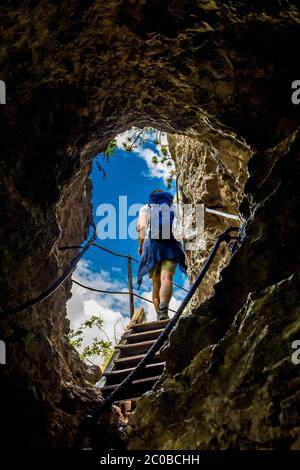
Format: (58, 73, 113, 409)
(0, 0, 300, 448)
(0, 156, 103, 447)
(128, 128, 300, 449)
(168, 132, 251, 307)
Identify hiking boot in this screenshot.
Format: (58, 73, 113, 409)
(157, 309, 169, 321)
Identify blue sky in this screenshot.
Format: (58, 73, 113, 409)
(67, 129, 189, 363)
(87, 142, 186, 292)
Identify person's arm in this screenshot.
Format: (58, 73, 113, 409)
(137, 211, 148, 256)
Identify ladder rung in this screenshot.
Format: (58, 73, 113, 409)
(116, 339, 156, 355)
(104, 362, 165, 377)
(104, 362, 165, 381)
(131, 319, 170, 333)
(101, 375, 161, 393)
(113, 352, 162, 369)
(125, 328, 164, 343)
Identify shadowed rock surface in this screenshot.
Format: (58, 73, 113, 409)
(128, 129, 300, 448)
(0, 0, 300, 449)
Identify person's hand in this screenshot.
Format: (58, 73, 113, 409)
(138, 245, 143, 256)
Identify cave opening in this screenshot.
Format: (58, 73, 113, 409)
(66, 126, 189, 370)
(1, 115, 253, 450)
(2, 0, 300, 453)
(61, 121, 252, 444)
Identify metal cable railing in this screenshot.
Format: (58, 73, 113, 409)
(0, 224, 97, 318)
(90, 241, 189, 316)
(72, 226, 241, 449)
(92, 243, 189, 293)
(72, 279, 177, 314)
(0, 220, 241, 448)
(60, 241, 189, 293)
(0, 224, 188, 319)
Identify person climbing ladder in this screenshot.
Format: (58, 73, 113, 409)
(137, 189, 187, 320)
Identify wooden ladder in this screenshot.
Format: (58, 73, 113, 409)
(98, 308, 169, 410)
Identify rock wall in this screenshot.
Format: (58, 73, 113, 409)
(0, 0, 300, 449)
(128, 128, 300, 449)
(169, 133, 251, 307)
(0, 155, 102, 447)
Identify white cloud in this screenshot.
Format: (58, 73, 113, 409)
(115, 129, 134, 148)
(112, 266, 122, 272)
(115, 128, 175, 184)
(139, 147, 173, 182)
(67, 259, 187, 365)
(67, 260, 129, 365)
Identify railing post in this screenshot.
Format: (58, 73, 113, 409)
(127, 257, 134, 318)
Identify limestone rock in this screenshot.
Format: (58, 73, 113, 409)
(128, 274, 300, 449)
(128, 127, 300, 449)
(169, 133, 251, 307)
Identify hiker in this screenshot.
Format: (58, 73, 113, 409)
(137, 189, 187, 321)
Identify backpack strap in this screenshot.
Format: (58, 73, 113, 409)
(148, 204, 151, 239)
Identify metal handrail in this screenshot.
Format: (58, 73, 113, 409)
(1, 223, 187, 319)
(73, 279, 177, 314)
(91, 242, 189, 293)
(60, 239, 189, 316)
(0, 224, 97, 318)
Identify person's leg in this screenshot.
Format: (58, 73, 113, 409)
(149, 262, 161, 314)
(158, 260, 177, 320)
(159, 271, 173, 304)
(151, 274, 161, 314)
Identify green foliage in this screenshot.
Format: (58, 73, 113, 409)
(81, 338, 112, 363)
(68, 335, 82, 349)
(166, 176, 173, 189)
(104, 139, 118, 158)
(122, 142, 133, 152)
(161, 145, 168, 157)
(95, 127, 176, 187)
(68, 315, 113, 366)
(84, 315, 104, 329)
(94, 139, 118, 180)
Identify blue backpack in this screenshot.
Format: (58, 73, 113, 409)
(148, 201, 175, 240)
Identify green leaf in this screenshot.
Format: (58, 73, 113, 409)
(104, 139, 118, 158)
(161, 145, 168, 156)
